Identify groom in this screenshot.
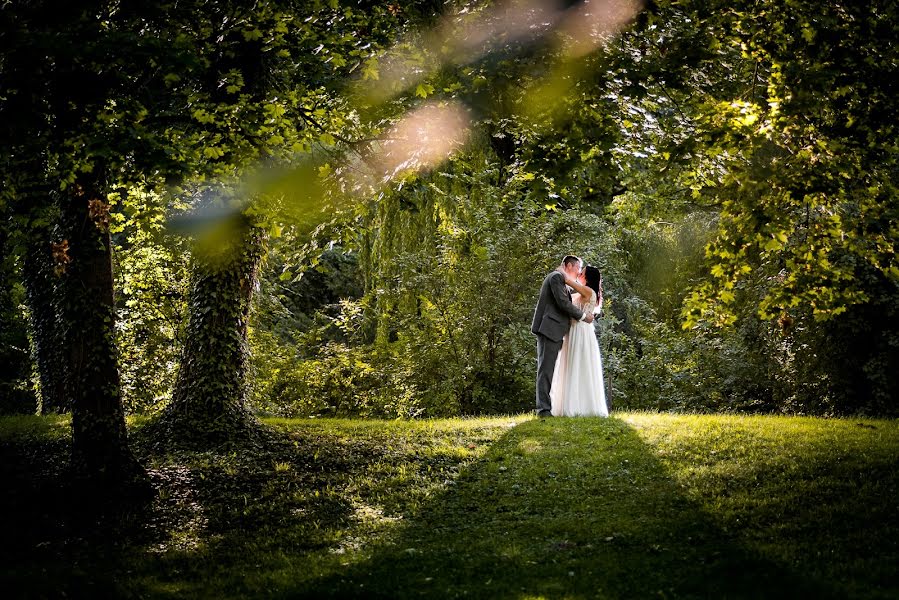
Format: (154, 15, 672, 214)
(531, 255, 594, 417)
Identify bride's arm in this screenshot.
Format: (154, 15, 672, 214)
(565, 277, 601, 313)
(564, 277, 594, 300)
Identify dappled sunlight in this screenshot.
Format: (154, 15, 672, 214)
(515, 438, 544, 455)
(330, 499, 403, 557)
(145, 465, 210, 554)
(301, 416, 839, 599)
(2, 414, 896, 597)
(109, 417, 523, 595)
(0, 413, 71, 440)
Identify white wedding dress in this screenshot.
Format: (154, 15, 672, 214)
(551, 289, 609, 417)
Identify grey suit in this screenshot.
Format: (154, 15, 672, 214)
(531, 271, 585, 416)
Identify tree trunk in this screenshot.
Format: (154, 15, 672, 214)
(154, 216, 265, 448)
(23, 223, 69, 414)
(59, 176, 144, 487)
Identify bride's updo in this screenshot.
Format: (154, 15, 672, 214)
(585, 266, 601, 296)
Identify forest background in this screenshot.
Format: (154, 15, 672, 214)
(2, 0, 897, 438)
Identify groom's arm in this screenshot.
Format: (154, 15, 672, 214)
(549, 272, 585, 321)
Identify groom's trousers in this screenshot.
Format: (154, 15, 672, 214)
(535, 334, 563, 415)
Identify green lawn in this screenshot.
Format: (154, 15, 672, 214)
(1, 413, 897, 599)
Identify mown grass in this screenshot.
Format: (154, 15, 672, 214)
(1, 412, 896, 599)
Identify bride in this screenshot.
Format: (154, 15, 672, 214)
(550, 265, 609, 417)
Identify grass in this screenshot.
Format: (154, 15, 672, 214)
(1, 412, 897, 599)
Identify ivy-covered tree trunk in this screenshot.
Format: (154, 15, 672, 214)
(59, 177, 144, 486)
(23, 223, 68, 414)
(155, 217, 265, 447)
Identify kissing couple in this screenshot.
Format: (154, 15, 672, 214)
(531, 255, 609, 418)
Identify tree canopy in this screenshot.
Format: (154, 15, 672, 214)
(1, 0, 896, 484)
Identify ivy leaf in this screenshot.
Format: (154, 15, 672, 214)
(415, 83, 434, 98)
(192, 109, 216, 124)
(361, 58, 379, 81)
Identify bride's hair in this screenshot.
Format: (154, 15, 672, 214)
(585, 266, 601, 296)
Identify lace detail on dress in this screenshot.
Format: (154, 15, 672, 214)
(573, 290, 597, 315)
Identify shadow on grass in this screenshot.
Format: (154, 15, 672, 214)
(299, 417, 840, 600)
(122, 428, 371, 598)
(1, 422, 365, 598)
(4, 416, 877, 598)
(0, 422, 162, 599)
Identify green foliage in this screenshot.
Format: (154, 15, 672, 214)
(249, 133, 629, 416)
(112, 187, 190, 414)
(252, 247, 364, 346)
(0, 259, 34, 415)
(4, 0, 898, 428)
(667, 0, 899, 326)
(252, 336, 424, 418)
(245, 0, 899, 414)
(594, 0, 899, 415)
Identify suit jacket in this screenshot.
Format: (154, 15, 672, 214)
(531, 271, 585, 342)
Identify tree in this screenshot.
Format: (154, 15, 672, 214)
(146, 0, 430, 445)
(0, 1, 156, 485)
(0, 0, 244, 482)
(662, 0, 899, 413)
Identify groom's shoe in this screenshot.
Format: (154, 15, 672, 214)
(536, 411, 553, 418)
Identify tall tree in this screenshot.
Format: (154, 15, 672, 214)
(0, 0, 218, 483)
(151, 0, 438, 444)
(0, 0, 177, 484)
(60, 171, 145, 481)
(23, 219, 69, 414)
(4, 163, 68, 414)
(159, 218, 265, 444)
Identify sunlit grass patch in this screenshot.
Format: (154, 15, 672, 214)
(515, 437, 544, 455)
(1, 411, 896, 599)
(616, 411, 899, 597)
(0, 413, 70, 441)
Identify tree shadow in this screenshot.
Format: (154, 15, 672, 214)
(0, 422, 364, 598)
(299, 417, 841, 599)
(4, 417, 882, 598)
(128, 420, 499, 597)
(0, 424, 161, 599)
(6, 419, 488, 598)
